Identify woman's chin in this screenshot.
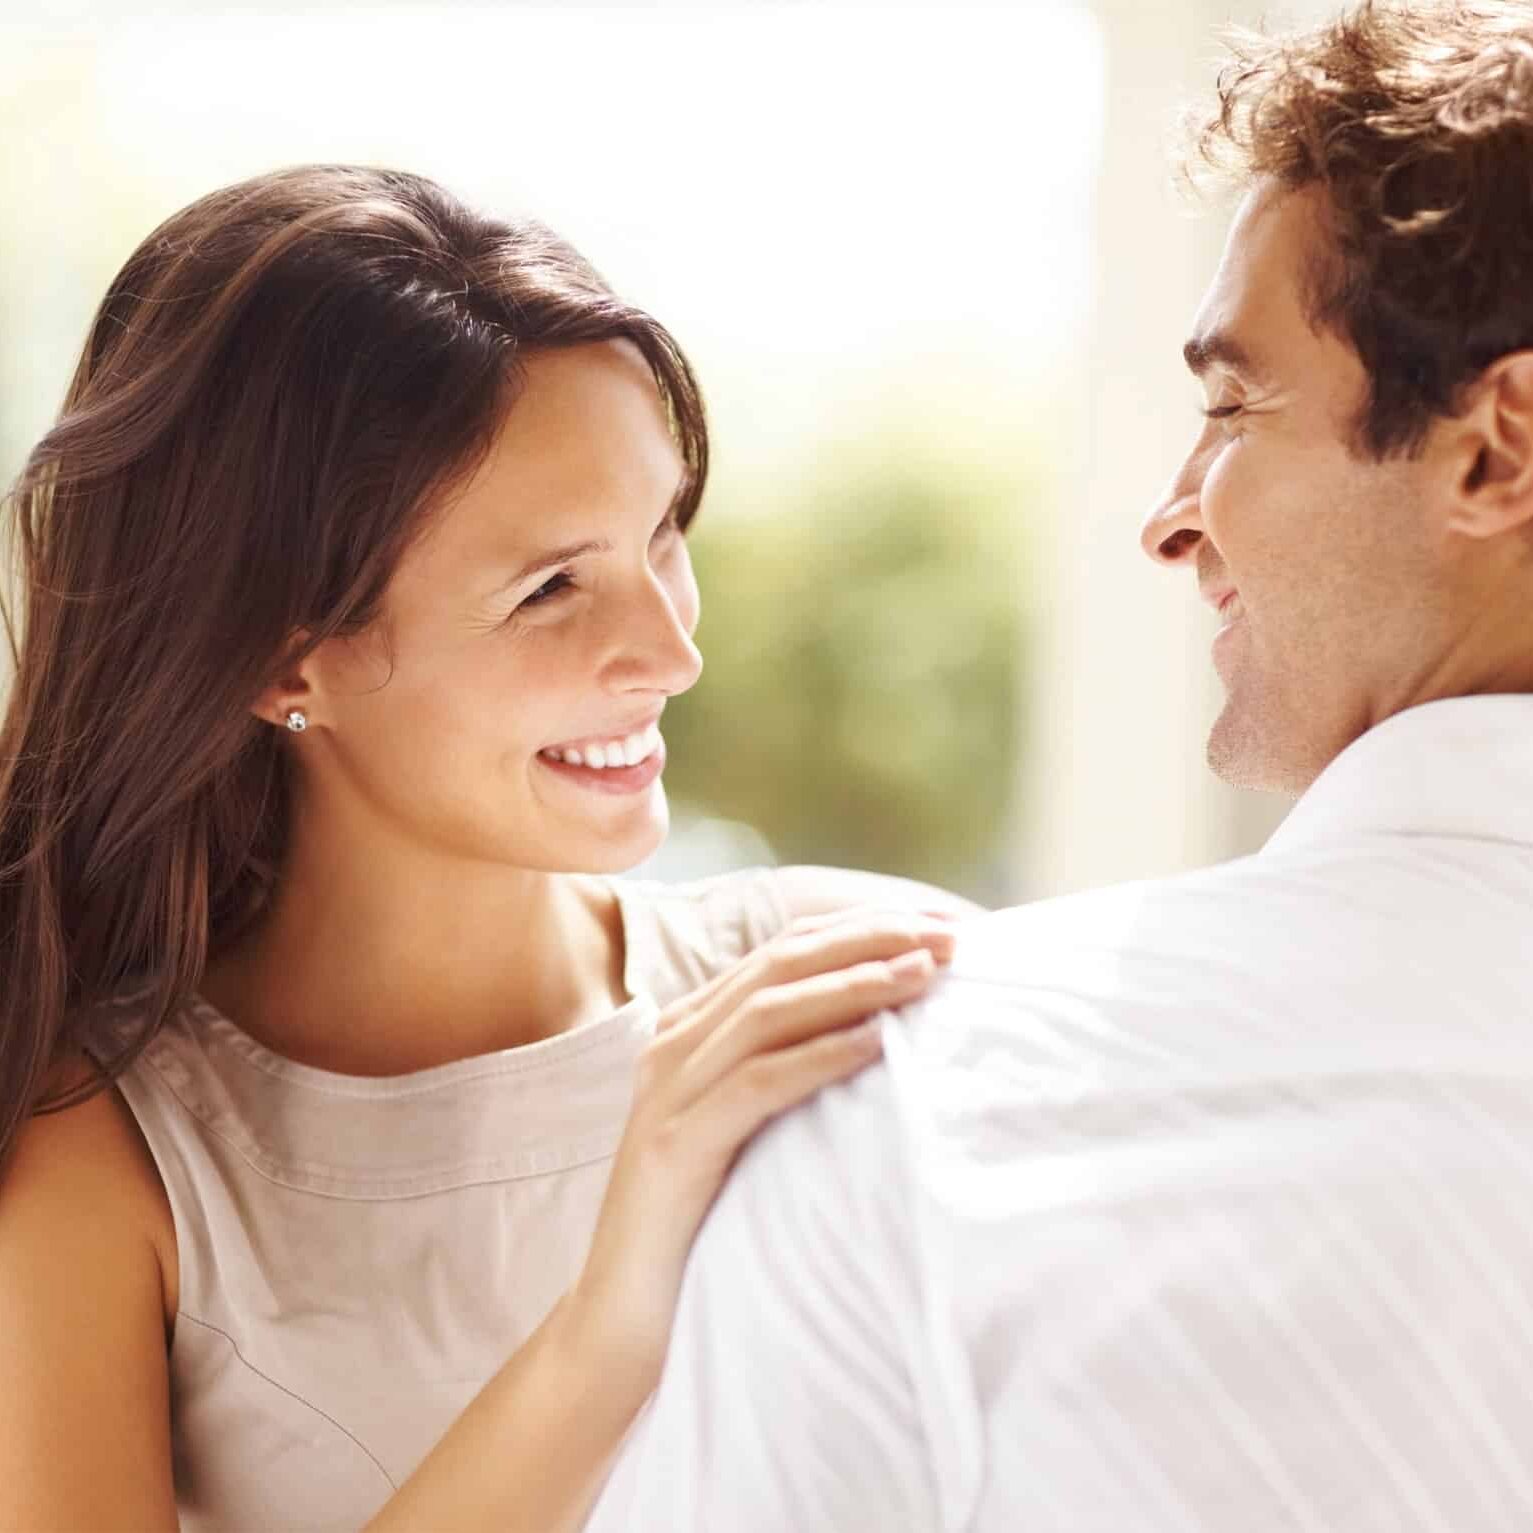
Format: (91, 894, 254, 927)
(573, 804, 670, 876)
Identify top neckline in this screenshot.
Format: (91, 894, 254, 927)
(93, 867, 783, 1197)
(104, 876, 663, 1195)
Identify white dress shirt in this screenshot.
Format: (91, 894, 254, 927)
(583, 695, 1533, 1533)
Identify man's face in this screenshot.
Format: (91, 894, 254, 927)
(1141, 179, 1452, 795)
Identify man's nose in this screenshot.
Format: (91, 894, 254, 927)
(1139, 459, 1205, 568)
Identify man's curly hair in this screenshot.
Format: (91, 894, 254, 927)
(1189, 0, 1533, 458)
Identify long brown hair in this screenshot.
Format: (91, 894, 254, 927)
(0, 163, 708, 1175)
(1186, 0, 1533, 458)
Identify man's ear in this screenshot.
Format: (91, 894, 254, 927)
(250, 627, 320, 731)
(1444, 352, 1533, 539)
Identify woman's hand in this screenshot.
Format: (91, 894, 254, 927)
(561, 908, 955, 1393)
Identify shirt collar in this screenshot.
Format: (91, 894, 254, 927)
(1262, 693, 1533, 856)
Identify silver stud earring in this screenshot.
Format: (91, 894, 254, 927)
(285, 710, 308, 733)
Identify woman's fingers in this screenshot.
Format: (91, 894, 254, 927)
(651, 913, 954, 1060)
(651, 908, 921, 1035)
(667, 947, 938, 1110)
(567, 905, 952, 1386)
(667, 1003, 901, 1175)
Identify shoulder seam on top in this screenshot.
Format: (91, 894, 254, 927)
(136, 1047, 628, 1200)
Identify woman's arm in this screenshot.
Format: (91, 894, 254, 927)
(0, 1084, 180, 1531)
(364, 1290, 649, 1533)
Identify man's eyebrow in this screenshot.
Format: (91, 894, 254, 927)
(1182, 329, 1270, 384)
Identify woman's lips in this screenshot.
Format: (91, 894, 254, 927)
(535, 734, 667, 796)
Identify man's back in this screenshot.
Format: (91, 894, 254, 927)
(586, 695, 1533, 1531)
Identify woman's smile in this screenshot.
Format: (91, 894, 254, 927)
(535, 729, 667, 795)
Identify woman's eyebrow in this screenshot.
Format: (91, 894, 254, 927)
(491, 477, 688, 593)
(506, 539, 612, 586)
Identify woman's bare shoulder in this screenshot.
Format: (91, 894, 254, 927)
(0, 1057, 177, 1327)
(0, 1059, 179, 1527)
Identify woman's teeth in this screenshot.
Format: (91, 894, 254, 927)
(540, 722, 662, 770)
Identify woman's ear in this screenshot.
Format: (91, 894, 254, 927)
(1444, 352, 1533, 539)
(250, 628, 320, 730)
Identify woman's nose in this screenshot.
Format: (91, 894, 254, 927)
(653, 621, 703, 698)
(606, 575, 703, 697)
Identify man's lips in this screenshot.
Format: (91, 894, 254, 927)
(1209, 588, 1247, 639)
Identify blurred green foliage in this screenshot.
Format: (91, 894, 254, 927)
(663, 432, 1036, 902)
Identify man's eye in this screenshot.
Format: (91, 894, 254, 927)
(1201, 403, 1244, 421)
(519, 572, 574, 610)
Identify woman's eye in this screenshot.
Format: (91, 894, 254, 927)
(518, 572, 574, 610)
(1201, 403, 1245, 421)
(511, 514, 678, 617)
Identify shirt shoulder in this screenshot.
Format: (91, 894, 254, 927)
(885, 830, 1533, 1168)
(944, 829, 1516, 1030)
(612, 867, 791, 1008)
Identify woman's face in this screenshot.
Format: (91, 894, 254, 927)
(299, 339, 703, 874)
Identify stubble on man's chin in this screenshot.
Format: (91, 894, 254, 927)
(1205, 696, 1331, 798)
(1205, 706, 1266, 790)
(1205, 682, 1292, 794)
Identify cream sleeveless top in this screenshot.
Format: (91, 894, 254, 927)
(83, 869, 788, 1533)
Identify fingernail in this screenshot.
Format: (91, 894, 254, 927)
(890, 949, 934, 978)
(850, 1018, 885, 1052)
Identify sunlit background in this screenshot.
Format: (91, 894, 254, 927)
(1, 0, 1339, 906)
